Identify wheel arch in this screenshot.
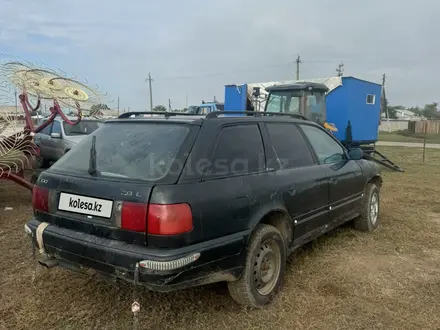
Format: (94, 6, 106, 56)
(248, 203, 293, 247)
(368, 174, 383, 188)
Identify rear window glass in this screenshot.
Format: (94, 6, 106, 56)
(50, 122, 191, 181)
(63, 121, 102, 136)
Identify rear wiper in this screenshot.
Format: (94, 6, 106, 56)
(88, 135, 99, 176)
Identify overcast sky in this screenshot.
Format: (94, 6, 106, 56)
(0, 0, 439, 110)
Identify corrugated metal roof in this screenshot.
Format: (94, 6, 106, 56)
(245, 76, 343, 111)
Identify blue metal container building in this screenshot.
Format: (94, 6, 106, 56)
(224, 84, 248, 116)
(224, 76, 382, 145)
(326, 77, 382, 145)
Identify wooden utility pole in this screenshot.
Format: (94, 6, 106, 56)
(336, 63, 344, 77)
(381, 73, 391, 132)
(295, 54, 301, 80)
(117, 96, 120, 117)
(146, 73, 154, 111)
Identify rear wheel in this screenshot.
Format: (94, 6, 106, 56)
(227, 224, 286, 307)
(354, 183, 380, 231)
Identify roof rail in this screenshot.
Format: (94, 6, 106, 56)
(118, 111, 199, 119)
(205, 111, 309, 121)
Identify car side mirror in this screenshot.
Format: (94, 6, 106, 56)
(347, 148, 363, 160)
(51, 132, 61, 139)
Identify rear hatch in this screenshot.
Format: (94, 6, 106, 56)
(33, 120, 199, 246)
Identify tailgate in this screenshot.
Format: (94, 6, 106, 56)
(35, 171, 154, 246)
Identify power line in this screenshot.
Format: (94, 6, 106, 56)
(149, 56, 434, 83)
(155, 62, 292, 81)
(145, 73, 154, 111)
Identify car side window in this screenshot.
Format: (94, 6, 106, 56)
(205, 124, 264, 178)
(39, 121, 53, 135)
(300, 124, 346, 164)
(266, 123, 314, 169)
(51, 121, 62, 135)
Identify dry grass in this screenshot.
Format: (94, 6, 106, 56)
(1, 147, 440, 330)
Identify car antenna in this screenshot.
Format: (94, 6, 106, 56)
(88, 135, 98, 176)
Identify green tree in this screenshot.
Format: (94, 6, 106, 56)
(407, 106, 422, 116)
(422, 102, 440, 119)
(384, 103, 402, 119)
(152, 105, 167, 112)
(90, 104, 110, 112)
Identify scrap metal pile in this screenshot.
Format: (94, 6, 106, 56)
(0, 56, 111, 190)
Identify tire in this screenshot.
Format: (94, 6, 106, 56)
(35, 156, 49, 169)
(354, 183, 380, 231)
(227, 224, 286, 308)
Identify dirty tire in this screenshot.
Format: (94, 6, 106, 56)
(35, 156, 49, 169)
(227, 224, 286, 308)
(354, 183, 380, 232)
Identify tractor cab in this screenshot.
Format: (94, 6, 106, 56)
(263, 82, 337, 132)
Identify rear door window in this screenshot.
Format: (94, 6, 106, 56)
(50, 122, 194, 181)
(205, 124, 264, 178)
(51, 121, 62, 134)
(266, 123, 315, 168)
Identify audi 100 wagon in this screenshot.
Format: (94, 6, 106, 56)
(26, 111, 382, 307)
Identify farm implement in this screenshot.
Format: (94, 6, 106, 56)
(0, 58, 109, 190)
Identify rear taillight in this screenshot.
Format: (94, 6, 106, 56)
(32, 186, 49, 212)
(121, 202, 148, 232)
(120, 202, 193, 235)
(147, 203, 193, 235)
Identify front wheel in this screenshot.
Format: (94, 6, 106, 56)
(227, 224, 286, 307)
(354, 183, 380, 231)
(35, 156, 49, 169)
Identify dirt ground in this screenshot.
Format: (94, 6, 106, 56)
(1, 147, 440, 330)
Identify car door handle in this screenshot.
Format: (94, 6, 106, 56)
(329, 177, 338, 184)
(288, 186, 296, 196)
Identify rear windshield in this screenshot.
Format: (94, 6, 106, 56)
(63, 121, 102, 136)
(50, 122, 192, 181)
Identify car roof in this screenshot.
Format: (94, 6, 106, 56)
(105, 111, 315, 126)
(44, 115, 102, 122)
(106, 115, 205, 125)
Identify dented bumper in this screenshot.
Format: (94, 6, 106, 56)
(26, 218, 247, 291)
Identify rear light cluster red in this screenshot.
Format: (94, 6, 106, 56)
(31, 186, 192, 236)
(32, 186, 49, 213)
(121, 202, 193, 235)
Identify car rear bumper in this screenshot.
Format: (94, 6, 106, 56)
(25, 218, 248, 292)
